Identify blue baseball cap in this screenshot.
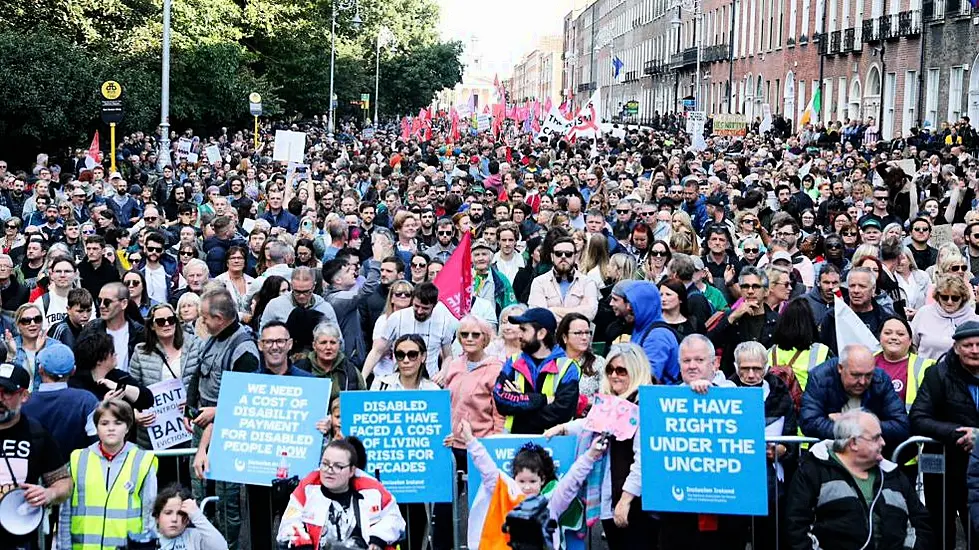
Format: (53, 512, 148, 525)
(37, 344, 75, 377)
(509, 307, 557, 334)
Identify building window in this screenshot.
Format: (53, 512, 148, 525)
(903, 70, 917, 135)
(949, 66, 965, 122)
(837, 77, 847, 122)
(925, 68, 940, 127)
(789, 0, 798, 38)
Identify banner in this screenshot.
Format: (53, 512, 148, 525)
(566, 89, 602, 141)
(713, 114, 749, 136)
(537, 105, 573, 140)
(467, 435, 577, 506)
(342, 390, 453, 503)
(434, 232, 473, 319)
(146, 379, 192, 450)
(476, 114, 492, 132)
(640, 385, 767, 515)
(209, 373, 331, 486)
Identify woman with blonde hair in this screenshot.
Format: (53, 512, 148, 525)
(444, 315, 503, 457)
(671, 210, 696, 237)
(669, 229, 699, 256)
(926, 244, 968, 281)
(367, 281, 414, 381)
(543, 343, 656, 547)
(895, 247, 931, 314)
(487, 303, 526, 361)
(580, 232, 611, 285)
(912, 274, 979, 360)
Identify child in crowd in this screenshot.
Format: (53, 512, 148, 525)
(153, 484, 228, 550)
(460, 419, 607, 550)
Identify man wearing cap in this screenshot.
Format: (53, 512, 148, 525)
(106, 176, 142, 229)
(528, 236, 600, 323)
(22, 343, 99, 454)
(473, 237, 516, 319)
(493, 307, 579, 434)
(0, 361, 73, 549)
(911, 319, 979, 548)
(859, 217, 884, 247)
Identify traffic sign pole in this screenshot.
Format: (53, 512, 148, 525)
(254, 116, 259, 149)
(110, 123, 117, 172)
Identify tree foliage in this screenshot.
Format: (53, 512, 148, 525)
(0, 0, 463, 159)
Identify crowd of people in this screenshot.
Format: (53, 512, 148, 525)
(2, 112, 979, 550)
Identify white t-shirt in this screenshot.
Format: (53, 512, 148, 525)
(38, 290, 69, 331)
(144, 264, 168, 305)
(383, 303, 459, 377)
(107, 324, 130, 372)
(492, 252, 525, 285)
(372, 313, 396, 378)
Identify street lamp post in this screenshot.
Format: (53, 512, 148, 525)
(671, 0, 702, 111)
(328, 0, 362, 137)
(159, 0, 171, 168)
(374, 26, 394, 127)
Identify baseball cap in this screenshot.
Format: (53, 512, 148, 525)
(859, 217, 882, 230)
(691, 257, 705, 271)
(0, 363, 30, 392)
(509, 307, 557, 334)
(953, 320, 979, 341)
(109, 171, 122, 180)
(471, 238, 493, 252)
(37, 344, 75, 377)
(771, 251, 793, 264)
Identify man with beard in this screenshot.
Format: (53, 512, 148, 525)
(360, 255, 404, 341)
(417, 207, 437, 248)
(16, 237, 45, 291)
(39, 204, 63, 242)
(0, 361, 73, 549)
(908, 216, 938, 270)
(468, 201, 486, 230)
(528, 236, 600, 323)
(106, 180, 142, 229)
(423, 219, 456, 263)
(493, 307, 579, 434)
(817, 180, 847, 229)
(260, 267, 338, 361)
(138, 230, 178, 305)
(360, 282, 458, 382)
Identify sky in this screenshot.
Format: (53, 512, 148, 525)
(436, 0, 571, 75)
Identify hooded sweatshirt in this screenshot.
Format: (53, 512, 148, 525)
(910, 302, 979, 361)
(625, 281, 680, 385)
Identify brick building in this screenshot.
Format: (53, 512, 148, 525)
(920, 0, 979, 129)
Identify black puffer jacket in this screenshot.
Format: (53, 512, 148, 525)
(785, 441, 932, 550)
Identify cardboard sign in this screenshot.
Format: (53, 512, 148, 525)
(342, 390, 454, 503)
(272, 130, 307, 163)
(583, 394, 639, 441)
(147, 379, 192, 450)
(640, 386, 767, 515)
(209, 373, 331, 486)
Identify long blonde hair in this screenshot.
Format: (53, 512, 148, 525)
(580, 234, 611, 279)
(383, 281, 414, 316)
(600, 343, 654, 396)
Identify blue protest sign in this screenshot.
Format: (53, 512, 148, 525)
(639, 385, 767, 515)
(342, 390, 453, 503)
(466, 435, 577, 506)
(209, 372, 331, 486)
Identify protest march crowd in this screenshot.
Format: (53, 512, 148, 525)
(5, 103, 979, 550)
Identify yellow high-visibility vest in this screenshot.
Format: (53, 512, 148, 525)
(69, 446, 156, 550)
(903, 353, 935, 411)
(504, 357, 576, 433)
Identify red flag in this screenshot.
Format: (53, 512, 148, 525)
(433, 232, 473, 320)
(88, 131, 102, 164)
(450, 109, 460, 142)
(401, 118, 410, 141)
(543, 97, 552, 115)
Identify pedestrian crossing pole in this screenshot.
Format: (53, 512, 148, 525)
(110, 123, 117, 172)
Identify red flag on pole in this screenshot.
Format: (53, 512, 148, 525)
(450, 109, 460, 143)
(433, 232, 473, 319)
(401, 118, 410, 141)
(88, 131, 102, 163)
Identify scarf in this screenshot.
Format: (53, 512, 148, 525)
(575, 431, 604, 528)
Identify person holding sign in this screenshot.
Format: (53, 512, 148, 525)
(493, 307, 580, 435)
(277, 438, 406, 550)
(544, 343, 655, 550)
(785, 409, 932, 550)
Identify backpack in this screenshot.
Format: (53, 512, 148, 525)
(638, 321, 681, 345)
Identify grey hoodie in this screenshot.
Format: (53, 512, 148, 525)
(324, 259, 380, 368)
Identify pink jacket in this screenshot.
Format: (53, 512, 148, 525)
(444, 354, 505, 448)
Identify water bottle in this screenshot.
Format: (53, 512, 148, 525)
(276, 451, 289, 479)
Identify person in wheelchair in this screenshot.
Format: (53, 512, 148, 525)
(276, 437, 405, 549)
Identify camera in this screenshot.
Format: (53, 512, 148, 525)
(503, 495, 556, 550)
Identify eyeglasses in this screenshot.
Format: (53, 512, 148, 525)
(743, 248, 759, 254)
(604, 365, 629, 377)
(949, 265, 969, 272)
(260, 338, 291, 348)
(553, 250, 575, 259)
(292, 288, 314, 296)
(912, 226, 930, 233)
(394, 349, 421, 361)
(124, 279, 141, 287)
(739, 283, 765, 290)
(569, 330, 591, 338)
(775, 231, 796, 238)
(939, 294, 964, 303)
(153, 316, 178, 327)
(99, 297, 118, 308)
(320, 462, 351, 472)
(459, 331, 481, 339)
(17, 315, 42, 326)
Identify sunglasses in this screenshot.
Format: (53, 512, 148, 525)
(740, 283, 765, 290)
(146, 246, 163, 253)
(99, 297, 118, 308)
(459, 331, 481, 339)
(825, 243, 843, 250)
(180, 251, 194, 257)
(912, 226, 930, 233)
(17, 315, 42, 326)
(394, 349, 421, 361)
(153, 316, 178, 327)
(842, 231, 857, 237)
(650, 250, 670, 257)
(939, 294, 964, 303)
(743, 248, 759, 254)
(5, 224, 16, 229)
(124, 279, 141, 287)
(144, 216, 158, 223)
(437, 231, 454, 237)
(412, 262, 428, 268)
(616, 209, 630, 214)
(393, 291, 411, 298)
(605, 365, 629, 377)
(950, 265, 969, 272)
(553, 250, 575, 259)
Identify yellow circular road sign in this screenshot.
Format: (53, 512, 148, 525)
(248, 92, 262, 103)
(101, 81, 122, 100)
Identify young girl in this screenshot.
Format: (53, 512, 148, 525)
(153, 484, 227, 550)
(460, 419, 607, 550)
